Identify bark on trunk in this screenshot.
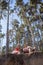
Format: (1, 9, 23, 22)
(6, 0, 10, 56)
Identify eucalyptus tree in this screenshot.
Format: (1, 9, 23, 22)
(15, 0, 43, 49)
(11, 19, 25, 47)
(6, 0, 10, 55)
(15, 0, 35, 46)
(8, 29, 16, 50)
(0, 0, 15, 54)
(40, 3, 43, 41)
(17, 23, 25, 45)
(0, 0, 5, 53)
(12, 19, 20, 45)
(39, 3, 43, 50)
(30, 0, 43, 50)
(30, 0, 43, 49)
(0, 0, 13, 55)
(1, 0, 10, 55)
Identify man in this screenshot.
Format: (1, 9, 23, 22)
(12, 43, 20, 54)
(23, 45, 36, 53)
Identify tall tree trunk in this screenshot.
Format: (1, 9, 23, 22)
(6, 0, 10, 56)
(13, 41, 14, 50)
(27, 19, 35, 47)
(29, 25, 34, 47)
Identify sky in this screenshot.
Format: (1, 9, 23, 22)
(1, 0, 43, 47)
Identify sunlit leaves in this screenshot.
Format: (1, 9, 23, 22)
(0, 33, 5, 38)
(12, 19, 19, 30)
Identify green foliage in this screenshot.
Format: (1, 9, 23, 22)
(0, 33, 5, 38)
(16, 0, 23, 5)
(2, 46, 6, 55)
(1, 1, 8, 10)
(15, 0, 43, 49)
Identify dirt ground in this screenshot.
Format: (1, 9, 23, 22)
(0, 52, 43, 65)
